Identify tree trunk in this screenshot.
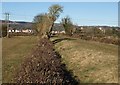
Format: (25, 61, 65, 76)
(7, 31, 10, 38)
(48, 22, 54, 39)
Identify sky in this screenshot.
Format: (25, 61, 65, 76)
(1, 2, 118, 26)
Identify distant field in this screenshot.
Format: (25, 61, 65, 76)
(51, 36, 118, 83)
(2, 36, 38, 83)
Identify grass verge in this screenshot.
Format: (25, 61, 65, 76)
(2, 36, 38, 83)
(51, 36, 118, 83)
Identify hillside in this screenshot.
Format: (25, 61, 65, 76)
(1, 20, 119, 31)
(0, 20, 33, 30)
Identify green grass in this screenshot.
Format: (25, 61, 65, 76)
(51, 36, 118, 83)
(2, 36, 38, 83)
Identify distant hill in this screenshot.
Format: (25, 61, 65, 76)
(0, 20, 119, 30)
(0, 20, 32, 24)
(0, 20, 65, 31)
(0, 20, 33, 29)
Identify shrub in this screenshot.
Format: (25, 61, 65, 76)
(2, 24, 7, 37)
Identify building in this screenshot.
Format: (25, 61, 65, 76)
(51, 30, 65, 34)
(22, 29, 33, 33)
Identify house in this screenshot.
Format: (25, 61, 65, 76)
(8, 27, 15, 33)
(51, 30, 65, 34)
(80, 27, 84, 30)
(51, 31, 59, 34)
(98, 27, 102, 30)
(52, 23, 65, 34)
(15, 29, 22, 33)
(60, 31, 65, 34)
(8, 27, 33, 33)
(22, 29, 33, 33)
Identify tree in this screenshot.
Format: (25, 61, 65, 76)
(61, 16, 74, 36)
(33, 4, 63, 39)
(32, 23, 39, 35)
(2, 24, 7, 37)
(33, 13, 50, 38)
(48, 4, 63, 37)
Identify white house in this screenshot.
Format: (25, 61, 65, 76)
(98, 27, 106, 33)
(81, 27, 84, 30)
(15, 29, 21, 33)
(51, 30, 65, 34)
(8, 29, 14, 33)
(22, 29, 33, 33)
(8, 28, 33, 33)
(59, 31, 65, 34)
(98, 27, 102, 30)
(8, 27, 15, 33)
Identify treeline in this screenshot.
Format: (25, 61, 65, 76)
(1, 24, 7, 37)
(73, 26, 120, 45)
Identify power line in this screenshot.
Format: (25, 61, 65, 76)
(4, 12, 10, 38)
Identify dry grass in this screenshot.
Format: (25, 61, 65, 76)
(2, 36, 38, 83)
(2, 35, 118, 83)
(51, 36, 118, 83)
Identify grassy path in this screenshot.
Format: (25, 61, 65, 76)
(2, 36, 37, 83)
(51, 36, 118, 83)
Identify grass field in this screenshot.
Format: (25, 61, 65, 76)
(2, 36, 118, 83)
(2, 36, 38, 83)
(51, 36, 118, 83)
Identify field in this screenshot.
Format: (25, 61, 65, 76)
(51, 36, 118, 83)
(2, 36, 118, 83)
(2, 36, 38, 83)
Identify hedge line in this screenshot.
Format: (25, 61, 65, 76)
(14, 38, 79, 84)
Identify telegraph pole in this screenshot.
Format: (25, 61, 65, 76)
(5, 13, 10, 38)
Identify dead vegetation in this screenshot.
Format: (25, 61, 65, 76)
(72, 35, 120, 45)
(14, 38, 79, 84)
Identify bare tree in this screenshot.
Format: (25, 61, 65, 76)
(33, 4, 63, 39)
(33, 13, 50, 39)
(61, 16, 74, 36)
(48, 4, 63, 37)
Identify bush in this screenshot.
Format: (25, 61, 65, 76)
(2, 25, 7, 37)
